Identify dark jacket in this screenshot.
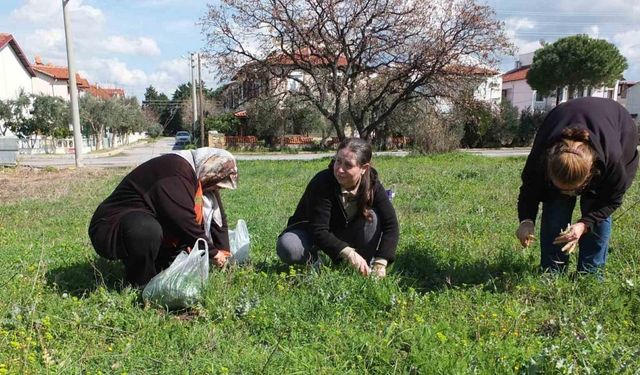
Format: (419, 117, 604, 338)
(287, 166, 399, 262)
(518, 97, 639, 229)
(89, 154, 229, 259)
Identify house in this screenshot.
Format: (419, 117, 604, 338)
(222, 51, 501, 116)
(31, 56, 90, 100)
(624, 83, 640, 119)
(501, 52, 624, 113)
(0, 33, 35, 100)
(84, 84, 125, 99)
(220, 49, 349, 112)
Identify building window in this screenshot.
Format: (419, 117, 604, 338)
(607, 89, 614, 99)
(535, 91, 544, 102)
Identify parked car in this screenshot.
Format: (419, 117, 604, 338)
(175, 131, 191, 144)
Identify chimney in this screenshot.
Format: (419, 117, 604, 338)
(515, 60, 522, 69)
(34, 55, 43, 65)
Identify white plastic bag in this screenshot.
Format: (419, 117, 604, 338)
(142, 238, 209, 309)
(228, 219, 250, 264)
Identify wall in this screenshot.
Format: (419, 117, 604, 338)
(32, 73, 70, 100)
(474, 75, 502, 105)
(625, 85, 640, 117)
(502, 79, 535, 112)
(0, 46, 33, 100)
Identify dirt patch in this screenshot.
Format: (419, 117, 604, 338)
(0, 166, 122, 203)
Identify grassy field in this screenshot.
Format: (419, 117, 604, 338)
(1, 153, 640, 374)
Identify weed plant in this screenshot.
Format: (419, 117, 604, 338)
(1, 154, 640, 373)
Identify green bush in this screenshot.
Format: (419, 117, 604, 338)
(514, 106, 548, 147)
(205, 112, 241, 135)
(146, 123, 163, 138)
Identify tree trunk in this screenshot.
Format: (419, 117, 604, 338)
(97, 125, 105, 150)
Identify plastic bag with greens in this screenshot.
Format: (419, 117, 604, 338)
(142, 238, 209, 309)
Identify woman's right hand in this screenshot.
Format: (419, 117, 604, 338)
(212, 250, 230, 268)
(516, 220, 535, 248)
(342, 248, 371, 276)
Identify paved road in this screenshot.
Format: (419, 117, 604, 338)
(460, 147, 531, 157)
(17, 138, 411, 168)
(17, 138, 528, 168)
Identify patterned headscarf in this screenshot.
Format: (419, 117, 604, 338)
(174, 147, 238, 190)
(173, 147, 238, 240)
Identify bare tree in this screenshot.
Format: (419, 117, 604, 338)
(201, 0, 511, 140)
(181, 96, 222, 127)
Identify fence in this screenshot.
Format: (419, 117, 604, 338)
(224, 135, 259, 148)
(18, 132, 148, 154)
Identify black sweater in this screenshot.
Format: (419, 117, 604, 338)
(89, 154, 229, 259)
(518, 97, 639, 229)
(287, 167, 399, 262)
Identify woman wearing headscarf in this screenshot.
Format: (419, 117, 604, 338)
(516, 97, 638, 273)
(276, 137, 399, 277)
(89, 147, 238, 286)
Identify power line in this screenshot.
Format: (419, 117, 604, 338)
(496, 10, 631, 17)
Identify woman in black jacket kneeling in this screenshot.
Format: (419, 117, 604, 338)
(276, 137, 399, 277)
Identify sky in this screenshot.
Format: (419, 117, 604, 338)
(1, 0, 639, 100)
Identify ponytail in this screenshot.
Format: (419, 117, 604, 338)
(547, 127, 596, 189)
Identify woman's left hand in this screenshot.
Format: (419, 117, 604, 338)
(552, 222, 587, 253)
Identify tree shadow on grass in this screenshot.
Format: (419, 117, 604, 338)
(45, 257, 127, 297)
(392, 244, 534, 294)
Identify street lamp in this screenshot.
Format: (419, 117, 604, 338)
(62, 0, 83, 167)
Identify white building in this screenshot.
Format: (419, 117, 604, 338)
(501, 52, 622, 113)
(0, 33, 35, 100)
(625, 84, 640, 119)
(31, 56, 90, 100)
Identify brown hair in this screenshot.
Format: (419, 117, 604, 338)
(337, 137, 376, 221)
(547, 128, 596, 190)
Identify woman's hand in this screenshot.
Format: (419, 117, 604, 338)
(212, 250, 230, 268)
(553, 223, 586, 254)
(371, 258, 387, 278)
(341, 248, 371, 276)
(516, 220, 535, 248)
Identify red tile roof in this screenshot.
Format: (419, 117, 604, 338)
(444, 64, 499, 76)
(32, 58, 91, 89)
(502, 66, 530, 83)
(0, 33, 36, 77)
(266, 48, 348, 67)
(84, 84, 125, 99)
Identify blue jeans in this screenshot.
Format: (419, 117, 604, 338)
(540, 196, 612, 274)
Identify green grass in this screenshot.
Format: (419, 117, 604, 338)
(2, 153, 640, 374)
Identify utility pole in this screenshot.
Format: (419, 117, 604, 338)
(197, 53, 205, 147)
(62, 0, 82, 167)
(190, 54, 197, 139)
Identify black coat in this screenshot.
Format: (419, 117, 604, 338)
(518, 97, 639, 229)
(89, 154, 229, 259)
(287, 166, 399, 262)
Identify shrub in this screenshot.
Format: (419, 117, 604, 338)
(146, 123, 163, 138)
(205, 112, 241, 135)
(409, 109, 463, 153)
(377, 99, 462, 153)
(514, 106, 548, 146)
